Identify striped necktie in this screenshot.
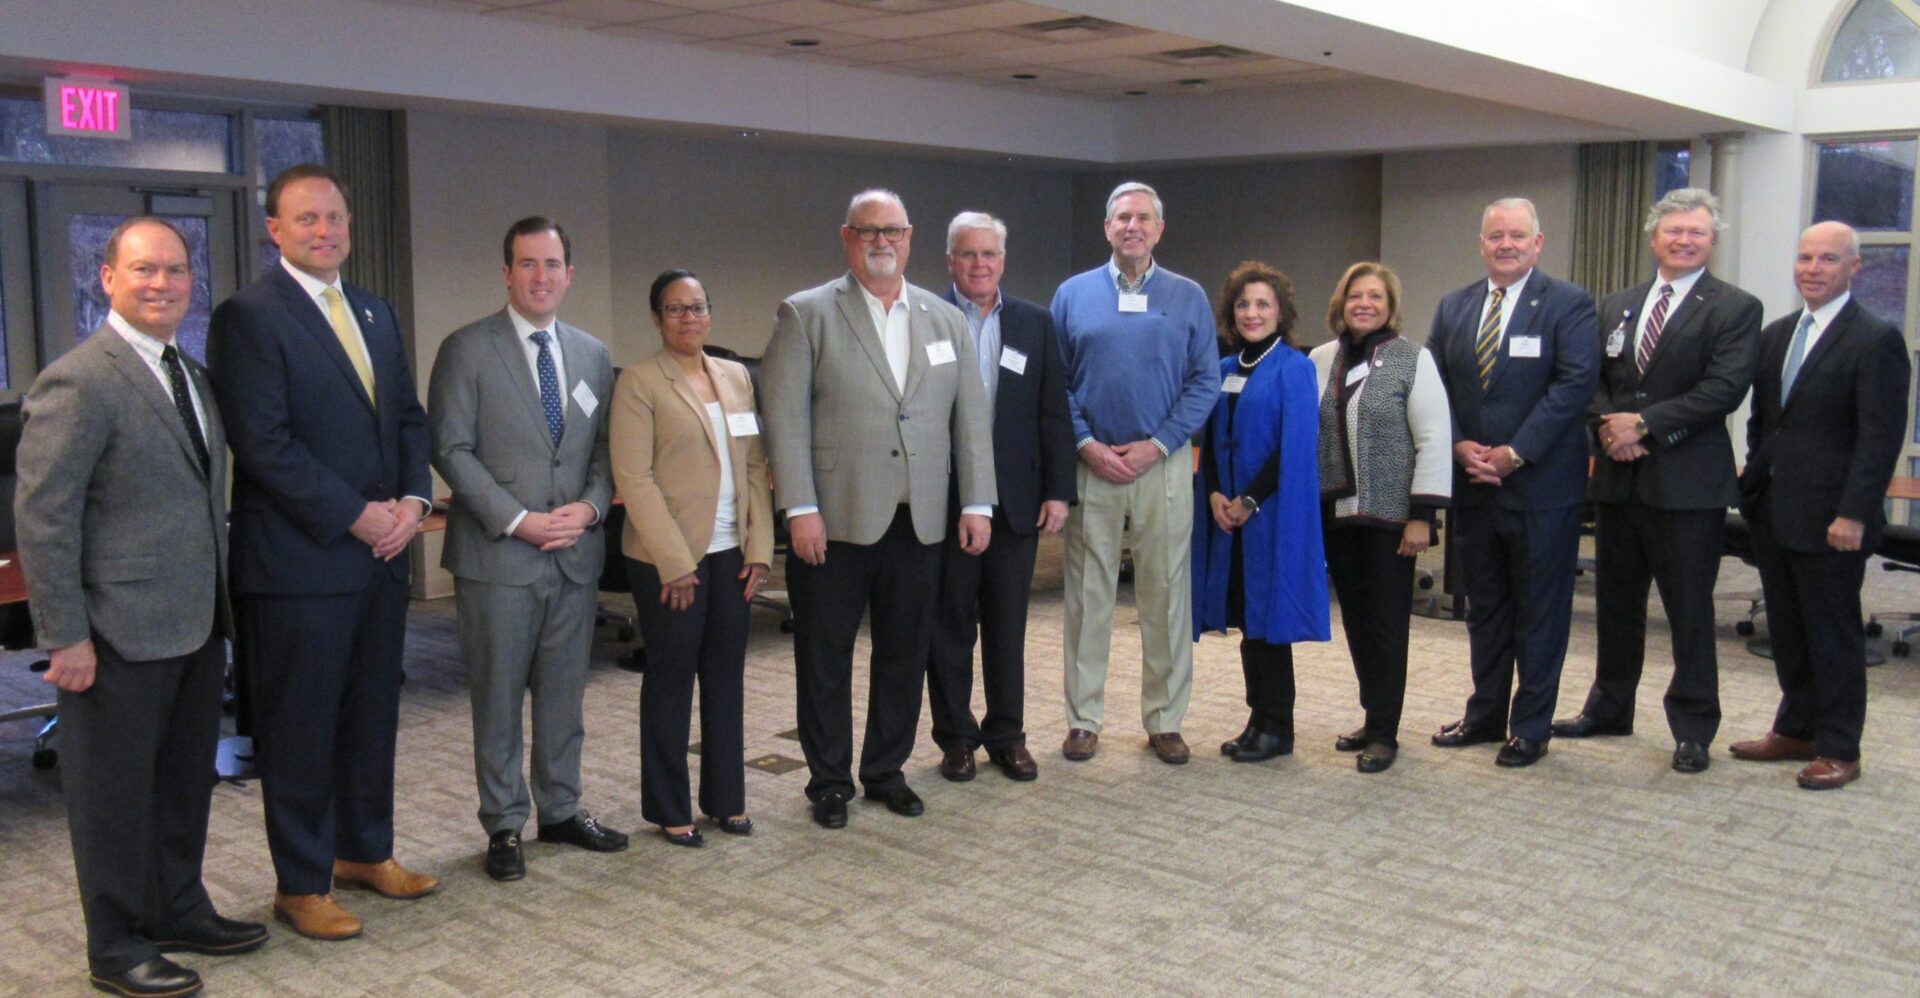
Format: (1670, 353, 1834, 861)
(1474, 287, 1505, 390)
(1635, 284, 1673, 374)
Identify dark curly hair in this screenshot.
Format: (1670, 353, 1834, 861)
(1215, 261, 1297, 351)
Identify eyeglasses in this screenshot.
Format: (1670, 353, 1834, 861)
(847, 225, 911, 243)
(661, 302, 711, 318)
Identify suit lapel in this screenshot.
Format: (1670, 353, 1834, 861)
(835, 275, 904, 402)
(1784, 301, 1858, 414)
(1640, 273, 1714, 376)
(555, 321, 594, 448)
(654, 351, 721, 462)
(488, 313, 551, 450)
(273, 268, 375, 413)
(99, 330, 206, 478)
(901, 287, 932, 400)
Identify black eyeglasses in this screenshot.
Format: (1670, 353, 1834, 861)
(847, 225, 911, 243)
(662, 302, 711, 318)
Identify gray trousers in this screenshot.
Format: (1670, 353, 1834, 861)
(456, 561, 596, 835)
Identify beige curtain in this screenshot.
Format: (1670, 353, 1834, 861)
(1570, 141, 1654, 297)
(320, 106, 410, 327)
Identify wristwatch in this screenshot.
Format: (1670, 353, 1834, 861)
(1506, 446, 1527, 469)
(1634, 416, 1649, 437)
(1234, 495, 1260, 514)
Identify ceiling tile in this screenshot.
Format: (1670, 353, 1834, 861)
(831, 39, 950, 62)
(525, 0, 691, 23)
(626, 0, 763, 8)
(735, 0, 869, 25)
(1050, 55, 1202, 82)
(379, 0, 494, 11)
(920, 0, 1061, 30)
(727, 26, 878, 50)
(647, 10, 791, 36)
(595, 21, 699, 40)
(908, 29, 1025, 54)
(482, 6, 602, 25)
(832, 12, 974, 40)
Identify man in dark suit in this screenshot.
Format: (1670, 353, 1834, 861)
(1553, 188, 1761, 773)
(1730, 221, 1907, 790)
(927, 212, 1075, 784)
(208, 164, 436, 939)
(1427, 197, 1598, 768)
(18, 217, 267, 998)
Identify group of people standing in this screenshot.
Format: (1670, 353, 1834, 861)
(10, 164, 1904, 998)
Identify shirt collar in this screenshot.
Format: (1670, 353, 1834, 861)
(1486, 269, 1533, 298)
(1654, 266, 1706, 301)
(951, 285, 1002, 319)
(1801, 291, 1852, 330)
(855, 277, 908, 314)
(1108, 258, 1156, 290)
(506, 304, 554, 339)
(279, 254, 345, 301)
(106, 309, 176, 360)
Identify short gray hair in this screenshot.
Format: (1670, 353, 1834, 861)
(1644, 187, 1726, 233)
(1106, 181, 1164, 222)
(946, 211, 1007, 254)
(846, 188, 907, 225)
(1482, 197, 1540, 236)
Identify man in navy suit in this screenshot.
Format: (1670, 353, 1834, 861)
(208, 164, 437, 940)
(1426, 197, 1598, 768)
(927, 212, 1076, 784)
(1730, 221, 1908, 791)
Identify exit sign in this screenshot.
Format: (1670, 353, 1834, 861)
(44, 78, 131, 140)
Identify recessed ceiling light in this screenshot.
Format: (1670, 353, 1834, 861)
(1323, 50, 1333, 57)
(1123, 89, 1148, 96)
(737, 130, 760, 139)
(786, 38, 821, 48)
(1011, 72, 1038, 80)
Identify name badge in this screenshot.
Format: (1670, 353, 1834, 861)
(999, 346, 1028, 375)
(926, 340, 957, 365)
(1118, 292, 1149, 313)
(1509, 336, 1542, 358)
(725, 411, 759, 437)
(1345, 365, 1367, 387)
(1605, 326, 1627, 358)
(571, 380, 598, 417)
(1221, 374, 1247, 394)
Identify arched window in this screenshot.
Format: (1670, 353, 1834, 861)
(1820, 0, 1920, 83)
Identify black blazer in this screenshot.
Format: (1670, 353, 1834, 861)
(1589, 271, 1761, 510)
(941, 289, 1076, 536)
(1426, 270, 1598, 511)
(1740, 298, 1909, 553)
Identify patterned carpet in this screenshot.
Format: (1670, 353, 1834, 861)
(2, 540, 1917, 995)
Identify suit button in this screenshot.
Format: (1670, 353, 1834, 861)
(891, 450, 900, 457)
(899, 413, 908, 421)
(552, 459, 562, 467)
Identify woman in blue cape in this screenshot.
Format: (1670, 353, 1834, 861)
(1194, 261, 1329, 763)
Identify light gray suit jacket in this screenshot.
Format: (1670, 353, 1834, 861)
(15, 323, 230, 661)
(761, 272, 995, 546)
(428, 309, 615, 587)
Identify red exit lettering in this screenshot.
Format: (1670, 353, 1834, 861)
(60, 85, 121, 133)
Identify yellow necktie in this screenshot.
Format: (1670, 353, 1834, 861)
(1474, 286, 1505, 390)
(321, 287, 377, 407)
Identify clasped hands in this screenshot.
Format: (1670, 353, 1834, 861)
(1453, 441, 1521, 486)
(1080, 439, 1161, 484)
(511, 502, 597, 552)
(350, 498, 429, 560)
(1597, 412, 1650, 462)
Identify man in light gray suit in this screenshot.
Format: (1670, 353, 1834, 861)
(762, 188, 996, 828)
(428, 217, 625, 881)
(17, 217, 267, 997)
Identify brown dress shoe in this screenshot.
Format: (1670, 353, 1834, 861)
(988, 742, 1039, 781)
(1728, 731, 1818, 763)
(1062, 729, 1098, 761)
(938, 747, 976, 782)
(1146, 732, 1190, 765)
(272, 892, 363, 941)
(1797, 757, 1861, 790)
(332, 858, 439, 900)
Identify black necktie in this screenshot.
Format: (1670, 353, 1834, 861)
(161, 345, 211, 475)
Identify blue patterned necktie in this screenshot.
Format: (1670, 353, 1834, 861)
(532, 330, 563, 446)
(1780, 312, 1815, 406)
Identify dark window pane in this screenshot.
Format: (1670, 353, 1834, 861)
(1654, 145, 1691, 198)
(0, 98, 231, 173)
(1813, 140, 1916, 231)
(71, 214, 213, 363)
(0, 217, 7, 390)
(252, 118, 325, 273)
(1855, 245, 1909, 332)
(1822, 0, 1920, 83)
(1908, 455, 1920, 520)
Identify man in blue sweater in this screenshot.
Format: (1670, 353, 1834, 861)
(1051, 181, 1221, 765)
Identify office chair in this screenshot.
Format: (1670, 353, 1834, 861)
(0, 402, 58, 768)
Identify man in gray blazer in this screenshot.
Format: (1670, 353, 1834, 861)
(16, 217, 266, 997)
(428, 217, 625, 881)
(762, 189, 996, 828)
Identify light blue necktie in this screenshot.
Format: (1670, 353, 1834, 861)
(532, 330, 564, 446)
(1780, 312, 1815, 406)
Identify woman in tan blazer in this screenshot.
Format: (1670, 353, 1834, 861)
(611, 270, 773, 847)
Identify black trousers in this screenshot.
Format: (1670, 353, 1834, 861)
(241, 574, 407, 895)
(1751, 501, 1870, 761)
(926, 506, 1039, 753)
(1455, 501, 1581, 743)
(1325, 524, 1414, 747)
(1239, 639, 1295, 738)
(787, 505, 938, 799)
(1587, 502, 1724, 743)
(59, 630, 224, 975)
(629, 548, 748, 828)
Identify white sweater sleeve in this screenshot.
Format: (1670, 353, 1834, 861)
(1408, 349, 1453, 501)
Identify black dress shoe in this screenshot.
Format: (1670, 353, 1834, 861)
(1432, 720, 1504, 748)
(1550, 713, 1633, 738)
(156, 912, 269, 955)
(1672, 741, 1710, 774)
(1356, 742, 1398, 773)
(1334, 726, 1369, 753)
(537, 809, 630, 852)
(484, 830, 525, 881)
(938, 746, 977, 782)
(812, 792, 849, 829)
(659, 827, 705, 848)
(864, 784, 925, 817)
(1229, 731, 1293, 763)
(1495, 737, 1548, 767)
(710, 815, 754, 836)
(1221, 716, 1257, 756)
(90, 956, 201, 998)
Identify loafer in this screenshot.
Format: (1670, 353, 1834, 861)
(864, 784, 925, 817)
(659, 827, 705, 848)
(938, 747, 977, 782)
(1228, 731, 1292, 763)
(332, 858, 438, 899)
(1671, 741, 1710, 774)
(1333, 726, 1369, 753)
(1494, 737, 1548, 768)
(537, 810, 629, 853)
(484, 830, 524, 882)
(271, 892, 362, 941)
(812, 791, 849, 829)
(710, 815, 754, 836)
(1551, 713, 1633, 738)
(1146, 732, 1190, 765)
(987, 742, 1039, 782)
(155, 912, 268, 955)
(89, 956, 201, 998)
(1728, 731, 1818, 763)
(1061, 728, 1098, 761)
(1356, 742, 1398, 773)
(1431, 720, 1504, 748)
(1797, 757, 1861, 790)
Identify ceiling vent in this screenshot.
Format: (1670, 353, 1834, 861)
(1147, 44, 1264, 66)
(1010, 16, 1137, 42)
(830, 0, 990, 14)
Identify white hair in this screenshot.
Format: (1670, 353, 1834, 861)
(1803, 220, 1862, 259)
(1482, 197, 1541, 237)
(1644, 187, 1726, 233)
(846, 188, 907, 225)
(1105, 181, 1164, 222)
(946, 211, 1007, 254)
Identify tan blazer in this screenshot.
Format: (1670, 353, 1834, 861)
(610, 350, 773, 582)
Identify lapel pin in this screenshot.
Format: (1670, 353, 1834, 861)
(363, 308, 374, 323)
(919, 302, 928, 311)
(1530, 299, 1539, 307)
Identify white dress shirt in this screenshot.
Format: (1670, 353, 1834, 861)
(704, 401, 740, 554)
(1790, 291, 1853, 368)
(1478, 269, 1535, 348)
(1632, 266, 1705, 356)
(106, 310, 208, 432)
